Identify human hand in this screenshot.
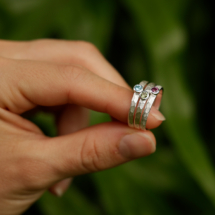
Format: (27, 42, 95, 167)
(0, 39, 165, 214)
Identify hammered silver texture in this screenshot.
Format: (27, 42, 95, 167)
(140, 85, 163, 130)
(128, 80, 148, 128)
(134, 82, 155, 129)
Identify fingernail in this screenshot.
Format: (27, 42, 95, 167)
(119, 133, 156, 159)
(55, 187, 64, 197)
(151, 109, 166, 121)
(53, 178, 72, 197)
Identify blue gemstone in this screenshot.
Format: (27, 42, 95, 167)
(134, 84, 143, 92)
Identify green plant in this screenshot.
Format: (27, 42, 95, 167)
(0, 0, 214, 214)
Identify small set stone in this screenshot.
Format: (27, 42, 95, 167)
(140, 91, 148, 100)
(151, 87, 159, 94)
(133, 84, 160, 98)
(133, 84, 143, 92)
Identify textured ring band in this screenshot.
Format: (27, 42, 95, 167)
(128, 80, 148, 128)
(134, 82, 155, 129)
(140, 85, 163, 130)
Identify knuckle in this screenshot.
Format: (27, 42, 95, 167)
(60, 64, 86, 82)
(75, 41, 100, 55)
(79, 133, 105, 173)
(58, 64, 89, 102)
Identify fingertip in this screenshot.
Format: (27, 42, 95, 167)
(146, 106, 165, 129)
(118, 129, 156, 159)
(140, 130, 156, 146)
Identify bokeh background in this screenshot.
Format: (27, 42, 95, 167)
(0, 0, 214, 214)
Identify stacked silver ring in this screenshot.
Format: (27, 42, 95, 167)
(128, 80, 163, 130)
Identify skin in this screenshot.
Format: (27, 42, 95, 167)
(0, 39, 165, 215)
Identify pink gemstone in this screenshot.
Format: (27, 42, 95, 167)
(151, 87, 159, 94)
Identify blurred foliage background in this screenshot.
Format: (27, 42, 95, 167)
(0, 0, 214, 214)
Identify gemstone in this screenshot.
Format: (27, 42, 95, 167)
(151, 87, 159, 94)
(133, 84, 143, 92)
(140, 91, 148, 100)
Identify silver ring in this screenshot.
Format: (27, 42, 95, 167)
(140, 85, 163, 130)
(134, 82, 155, 129)
(128, 80, 148, 128)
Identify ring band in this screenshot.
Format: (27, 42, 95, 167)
(140, 85, 163, 130)
(134, 82, 155, 129)
(128, 80, 148, 128)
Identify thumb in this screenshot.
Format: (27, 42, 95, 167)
(39, 122, 156, 185)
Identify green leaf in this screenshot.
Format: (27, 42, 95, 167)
(38, 186, 101, 215)
(92, 165, 177, 215)
(53, 0, 116, 52)
(2, 0, 116, 54)
(90, 110, 111, 126)
(122, 0, 215, 207)
(27, 111, 57, 137)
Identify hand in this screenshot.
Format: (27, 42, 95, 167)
(0, 39, 165, 215)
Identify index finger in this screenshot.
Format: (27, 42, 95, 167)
(0, 57, 163, 128)
(0, 40, 165, 129)
(0, 57, 129, 122)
